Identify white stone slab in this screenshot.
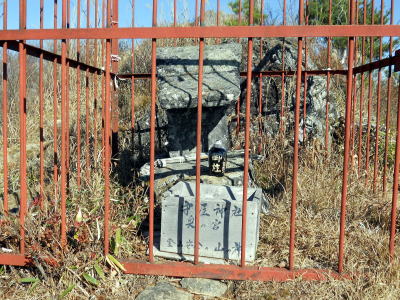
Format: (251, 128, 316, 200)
(160, 181, 262, 262)
(152, 247, 229, 265)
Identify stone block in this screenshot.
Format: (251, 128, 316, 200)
(160, 181, 262, 261)
(140, 150, 258, 193)
(156, 43, 242, 109)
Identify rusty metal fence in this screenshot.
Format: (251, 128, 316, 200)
(0, 0, 399, 281)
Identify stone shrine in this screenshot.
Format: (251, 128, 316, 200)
(156, 43, 242, 157)
(148, 43, 265, 263)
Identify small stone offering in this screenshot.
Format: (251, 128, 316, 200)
(208, 140, 227, 176)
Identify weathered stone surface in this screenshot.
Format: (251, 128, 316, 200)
(157, 44, 242, 109)
(180, 278, 227, 297)
(239, 38, 338, 142)
(160, 181, 262, 261)
(166, 106, 231, 157)
(136, 282, 193, 300)
(139, 151, 264, 204)
(157, 44, 241, 156)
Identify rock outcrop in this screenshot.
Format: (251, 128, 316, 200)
(240, 38, 338, 142)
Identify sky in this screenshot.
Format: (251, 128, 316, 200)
(5, 0, 235, 29)
(2, 0, 400, 30)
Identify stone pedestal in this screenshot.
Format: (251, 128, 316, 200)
(159, 181, 262, 261)
(157, 43, 242, 157)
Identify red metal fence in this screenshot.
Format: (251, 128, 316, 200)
(0, 0, 399, 281)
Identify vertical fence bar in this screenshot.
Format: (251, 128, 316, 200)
(238, 0, 242, 25)
(241, 0, 254, 267)
(93, 0, 99, 164)
(259, 0, 264, 63)
(19, 0, 27, 255)
(39, 0, 45, 208)
(173, 0, 177, 45)
(85, 0, 90, 182)
(350, 1, 359, 167)
(325, 0, 332, 152)
(302, 0, 308, 142)
(216, 0, 220, 44)
(60, 0, 68, 248)
(66, 0, 71, 187)
(373, 0, 384, 192)
(260, 0, 264, 96)
(173, 0, 177, 46)
(358, 0, 367, 174)
(289, 0, 304, 271)
(53, 0, 59, 203)
(194, 0, 205, 265)
(383, 0, 392, 193)
(195, 0, 198, 26)
(131, 1, 135, 141)
(194, 0, 198, 46)
(280, 0, 287, 134)
(365, 73, 373, 181)
(111, 0, 119, 158)
(283, 0, 286, 24)
(302, 76, 308, 142)
(2, 0, 8, 216)
(148, 0, 158, 263)
(258, 0, 264, 154)
(104, 0, 112, 255)
(236, 0, 242, 133)
(217, 0, 220, 26)
(389, 83, 400, 259)
(102, 0, 106, 170)
(365, 0, 375, 183)
(77, 0, 82, 189)
(338, 0, 356, 274)
(236, 101, 241, 136)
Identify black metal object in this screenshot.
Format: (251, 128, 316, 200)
(208, 141, 227, 176)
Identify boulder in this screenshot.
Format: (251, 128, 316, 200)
(136, 282, 193, 300)
(239, 38, 338, 142)
(180, 278, 227, 297)
(157, 44, 242, 109)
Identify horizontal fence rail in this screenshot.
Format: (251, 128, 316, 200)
(1, 25, 400, 40)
